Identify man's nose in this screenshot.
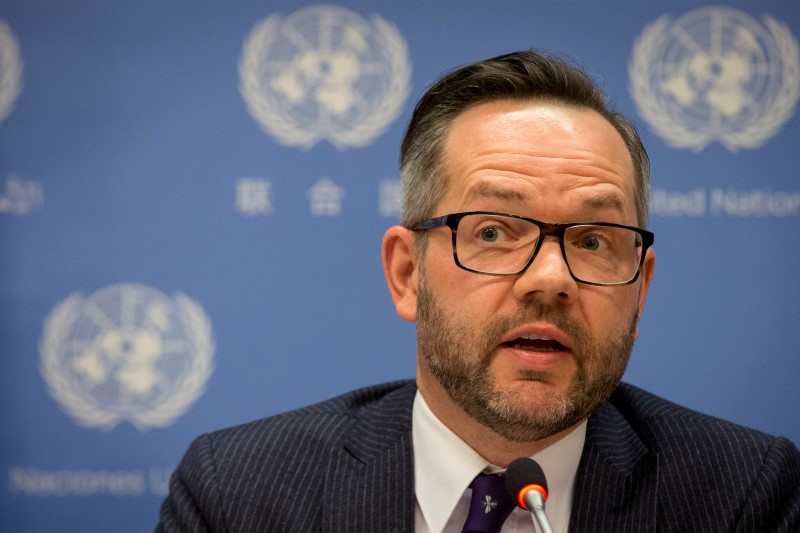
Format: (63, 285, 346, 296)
(511, 238, 578, 303)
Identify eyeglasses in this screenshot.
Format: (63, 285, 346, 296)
(412, 211, 654, 286)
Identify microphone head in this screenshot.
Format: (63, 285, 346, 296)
(504, 457, 549, 509)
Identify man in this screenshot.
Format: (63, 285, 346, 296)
(157, 51, 800, 532)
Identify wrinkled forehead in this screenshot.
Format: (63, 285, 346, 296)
(462, 180, 629, 215)
(440, 101, 638, 222)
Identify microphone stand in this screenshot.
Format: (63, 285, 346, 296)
(523, 489, 554, 533)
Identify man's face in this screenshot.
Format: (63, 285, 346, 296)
(415, 100, 655, 442)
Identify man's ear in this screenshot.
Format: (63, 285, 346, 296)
(382, 226, 418, 322)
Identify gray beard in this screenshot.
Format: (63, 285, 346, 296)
(416, 272, 637, 442)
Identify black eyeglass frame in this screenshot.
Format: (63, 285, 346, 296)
(412, 211, 655, 286)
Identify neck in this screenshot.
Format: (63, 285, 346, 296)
(416, 371, 583, 467)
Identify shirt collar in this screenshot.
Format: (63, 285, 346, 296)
(412, 390, 587, 533)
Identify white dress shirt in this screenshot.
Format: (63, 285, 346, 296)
(412, 391, 587, 533)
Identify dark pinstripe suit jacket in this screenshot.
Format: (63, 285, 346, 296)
(157, 381, 800, 532)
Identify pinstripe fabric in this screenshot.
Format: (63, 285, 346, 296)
(157, 381, 799, 532)
(157, 381, 416, 532)
(569, 384, 800, 532)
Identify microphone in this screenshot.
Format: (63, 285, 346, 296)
(504, 457, 554, 533)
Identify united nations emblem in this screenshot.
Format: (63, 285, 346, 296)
(39, 284, 214, 430)
(630, 7, 799, 152)
(239, 5, 411, 149)
(0, 19, 23, 124)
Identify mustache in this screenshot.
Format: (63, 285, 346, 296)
(484, 299, 590, 349)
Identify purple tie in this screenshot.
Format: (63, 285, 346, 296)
(461, 473, 517, 533)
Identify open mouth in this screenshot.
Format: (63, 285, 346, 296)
(503, 333, 568, 352)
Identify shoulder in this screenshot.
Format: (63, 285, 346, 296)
(198, 379, 417, 462)
(158, 380, 417, 531)
(607, 382, 798, 457)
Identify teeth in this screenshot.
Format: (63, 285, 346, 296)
(519, 333, 553, 341)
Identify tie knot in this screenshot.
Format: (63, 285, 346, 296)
(461, 473, 517, 533)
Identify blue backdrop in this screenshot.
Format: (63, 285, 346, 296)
(1, 1, 798, 531)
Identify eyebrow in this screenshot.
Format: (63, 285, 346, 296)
(464, 182, 529, 205)
(580, 192, 626, 213)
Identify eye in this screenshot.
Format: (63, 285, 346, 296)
(480, 227, 501, 242)
(569, 227, 615, 253)
(579, 234, 601, 251)
(461, 214, 529, 245)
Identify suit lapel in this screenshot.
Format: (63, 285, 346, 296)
(321, 382, 416, 532)
(569, 397, 659, 532)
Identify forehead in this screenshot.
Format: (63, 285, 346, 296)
(440, 100, 637, 222)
